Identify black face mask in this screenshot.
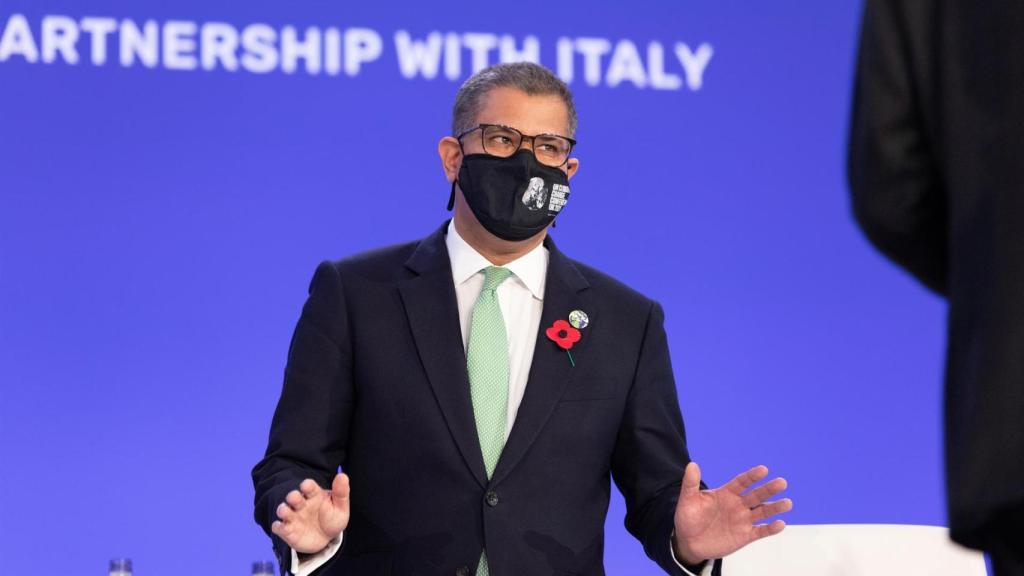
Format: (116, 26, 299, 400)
(448, 150, 571, 242)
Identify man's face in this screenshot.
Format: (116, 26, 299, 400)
(450, 86, 579, 180)
(438, 85, 580, 247)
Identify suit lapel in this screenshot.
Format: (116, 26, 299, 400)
(490, 238, 592, 487)
(398, 223, 489, 488)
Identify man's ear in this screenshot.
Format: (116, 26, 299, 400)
(566, 157, 580, 180)
(438, 137, 463, 183)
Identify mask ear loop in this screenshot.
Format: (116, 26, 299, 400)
(447, 138, 466, 211)
(551, 160, 565, 228)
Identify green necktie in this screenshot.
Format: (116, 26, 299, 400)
(466, 266, 513, 576)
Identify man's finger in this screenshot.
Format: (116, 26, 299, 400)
(751, 519, 786, 541)
(741, 477, 788, 508)
(271, 520, 285, 536)
(272, 520, 293, 537)
(274, 500, 301, 522)
(272, 520, 300, 546)
(299, 478, 321, 498)
(332, 472, 351, 508)
(285, 489, 307, 511)
(680, 461, 702, 498)
(750, 499, 793, 522)
(724, 465, 769, 495)
(276, 502, 297, 522)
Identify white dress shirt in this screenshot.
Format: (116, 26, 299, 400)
(292, 221, 710, 576)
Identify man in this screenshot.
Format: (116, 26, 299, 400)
(253, 62, 792, 576)
(848, 1, 1024, 574)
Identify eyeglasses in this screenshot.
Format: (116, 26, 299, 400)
(455, 123, 576, 167)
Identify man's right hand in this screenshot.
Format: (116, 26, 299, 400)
(272, 472, 350, 554)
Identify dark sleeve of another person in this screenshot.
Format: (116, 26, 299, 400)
(847, 0, 949, 295)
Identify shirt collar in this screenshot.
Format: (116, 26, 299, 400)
(446, 220, 548, 300)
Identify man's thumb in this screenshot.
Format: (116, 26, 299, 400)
(331, 472, 351, 509)
(681, 461, 702, 498)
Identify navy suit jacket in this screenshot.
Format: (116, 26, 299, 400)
(252, 221, 721, 575)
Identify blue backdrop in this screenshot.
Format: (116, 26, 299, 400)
(0, 1, 949, 574)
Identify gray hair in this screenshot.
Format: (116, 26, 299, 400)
(451, 62, 578, 137)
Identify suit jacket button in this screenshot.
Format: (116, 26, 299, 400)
(486, 490, 500, 507)
(455, 566, 470, 576)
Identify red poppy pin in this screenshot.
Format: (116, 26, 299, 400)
(546, 318, 582, 366)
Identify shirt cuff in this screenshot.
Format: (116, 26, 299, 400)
(289, 532, 343, 576)
(670, 529, 716, 576)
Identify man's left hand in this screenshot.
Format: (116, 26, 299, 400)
(672, 462, 792, 566)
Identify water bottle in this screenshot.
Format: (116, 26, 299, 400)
(252, 561, 275, 576)
(108, 559, 132, 576)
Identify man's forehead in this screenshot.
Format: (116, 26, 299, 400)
(474, 86, 572, 136)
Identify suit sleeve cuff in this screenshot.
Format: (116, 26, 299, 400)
(289, 532, 343, 576)
(670, 529, 716, 576)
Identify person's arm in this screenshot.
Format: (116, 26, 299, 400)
(251, 261, 355, 573)
(609, 300, 723, 575)
(848, 0, 948, 295)
(612, 301, 793, 575)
